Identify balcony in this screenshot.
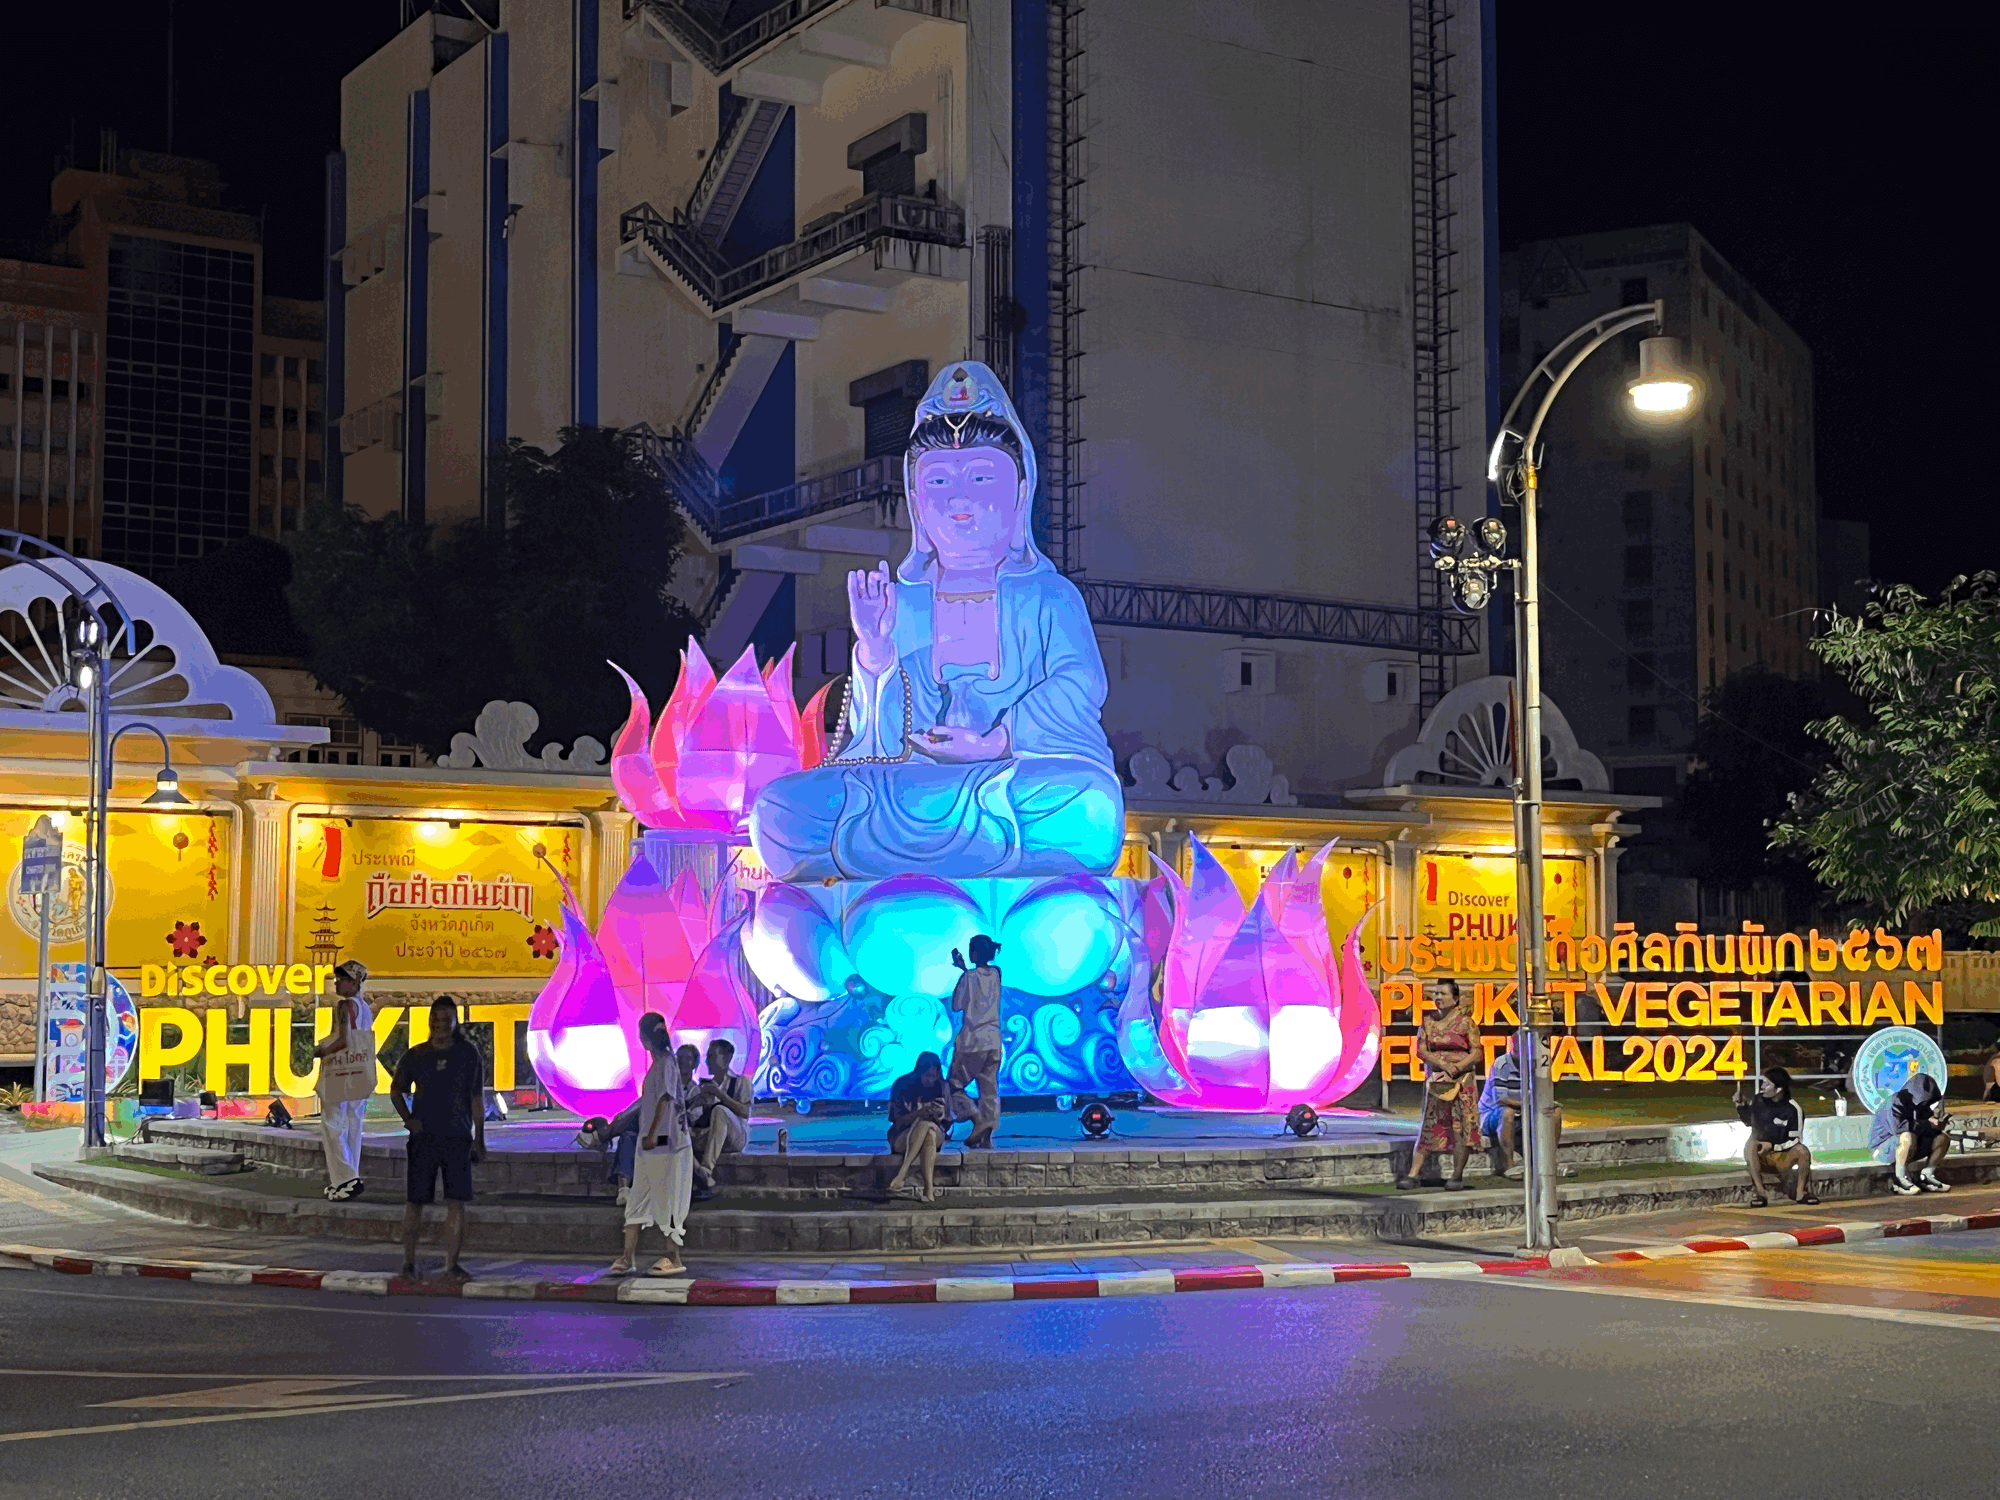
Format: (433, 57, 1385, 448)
(628, 424, 903, 546)
(620, 191, 965, 316)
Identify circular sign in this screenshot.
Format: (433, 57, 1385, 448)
(1849, 1026, 1949, 1114)
(7, 845, 108, 947)
(43, 966, 140, 1102)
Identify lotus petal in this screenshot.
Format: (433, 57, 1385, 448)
(1315, 906, 1384, 1106)
(527, 888, 649, 1118)
(607, 661, 677, 827)
(596, 854, 711, 1021)
(798, 682, 834, 770)
(675, 646, 798, 832)
(997, 875, 1123, 996)
(842, 874, 985, 998)
(762, 644, 801, 755)
(672, 916, 763, 1084)
(743, 882, 856, 1003)
(651, 641, 716, 815)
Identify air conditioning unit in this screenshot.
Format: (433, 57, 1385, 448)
(1220, 648, 1275, 695)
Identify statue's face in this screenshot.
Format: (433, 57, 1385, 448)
(912, 445, 1022, 570)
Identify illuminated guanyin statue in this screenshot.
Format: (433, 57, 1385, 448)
(749, 361, 1124, 882)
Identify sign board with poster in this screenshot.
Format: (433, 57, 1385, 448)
(1, 808, 232, 979)
(43, 964, 138, 1100)
(290, 815, 587, 979)
(1407, 850, 1589, 970)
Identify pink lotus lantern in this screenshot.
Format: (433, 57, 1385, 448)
(526, 884, 651, 1119)
(1144, 835, 1381, 1113)
(608, 641, 831, 835)
(595, 854, 717, 1019)
(668, 910, 763, 1084)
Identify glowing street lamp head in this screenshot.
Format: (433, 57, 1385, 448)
(1630, 336, 1695, 414)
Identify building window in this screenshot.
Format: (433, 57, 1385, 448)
(1626, 652, 1656, 693)
(1620, 277, 1650, 306)
(307, 358, 322, 383)
(1624, 445, 1651, 473)
(284, 356, 299, 377)
(306, 458, 323, 482)
(260, 405, 276, 428)
(1627, 705, 1656, 741)
(1707, 603, 1715, 636)
(1624, 545, 1653, 587)
(261, 353, 277, 377)
(1622, 490, 1653, 534)
(52, 379, 69, 397)
(306, 409, 324, 434)
(284, 714, 363, 765)
(283, 407, 298, 429)
(376, 734, 419, 769)
(282, 456, 298, 479)
(1624, 599, 1653, 638)
(1703, 445, 1712, 476)
(258, 503, 274, 526)
(259, 454, 274, 477)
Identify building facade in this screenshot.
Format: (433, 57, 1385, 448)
(1500, 224, 1819, 801)
(11, 149, 329, 574)
(331, 0, 1498, 803)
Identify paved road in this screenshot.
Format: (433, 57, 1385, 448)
(2, 1226, 1994, 1500)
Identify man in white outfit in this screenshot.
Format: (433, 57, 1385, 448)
(313, 960, 376, 1201)
(608, 1013, 692, 1276)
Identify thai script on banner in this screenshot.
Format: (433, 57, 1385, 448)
(362, 870, 533, 923)
(1379, 923, 1948, 979)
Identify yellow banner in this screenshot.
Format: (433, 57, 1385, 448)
(1414, 850, 1588, 949)
(289, 815, 585, 979)
(2, 807, 233, 979)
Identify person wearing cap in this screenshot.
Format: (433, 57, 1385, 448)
(312, 960, 376, 1201)
(947, 934, 1005, 1148)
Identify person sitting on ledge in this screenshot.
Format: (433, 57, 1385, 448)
(1734, 1066, 1818, 1207)
(885, 1052, 951, 1203)
(749, 361, 1124, 883)
(1479, 1033, 1567, 1181)
(688, 1039, 753, 1202)
(1872, 1071, 1952, 1195)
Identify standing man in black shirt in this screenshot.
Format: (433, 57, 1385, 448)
(390, 995, 486, 1281)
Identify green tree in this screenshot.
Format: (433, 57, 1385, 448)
(1774, 572, 2000, 934)
(160, 536, 308, 657)
(289, 426, 699, 756)
(1680, 668, 1828, 913)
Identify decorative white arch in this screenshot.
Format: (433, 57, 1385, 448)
(0, 557, 320, 742)
(1382, 675, 1608, 792)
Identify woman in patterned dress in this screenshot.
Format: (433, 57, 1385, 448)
(1399, 979, 1480, 1190)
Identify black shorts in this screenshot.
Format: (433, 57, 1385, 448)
(406, 1132, 474, 1204)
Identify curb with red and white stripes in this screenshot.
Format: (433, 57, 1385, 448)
(4, 1212, 1996, 1308)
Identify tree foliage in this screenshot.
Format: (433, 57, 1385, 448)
(1680, 668, 1828, 906)
(160, 536, 308, 658)
(288, 426, 700, 757)
(1773, 573, 2000, 929)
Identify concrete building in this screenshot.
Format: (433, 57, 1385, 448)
(12, 148, 329, 574)
(1499, 224, 1819, 802)
(1, 258, 101, 556)
(331, 1, 1497, 803)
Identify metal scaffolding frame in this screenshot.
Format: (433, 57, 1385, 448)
(1044, 0, 1087, 575)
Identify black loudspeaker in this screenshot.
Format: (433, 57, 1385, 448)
(139, 1079, 174, 1106)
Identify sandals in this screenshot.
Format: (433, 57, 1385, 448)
(646, 1257, 686, 1277)
(606, 1257, 636, 1276)
(1395, 1176, 1419, 1190)
(1799, 1193, 1821, 1206)
(1443, 1179, 1469, 1191)
(1747, 1193, 1769, 1208)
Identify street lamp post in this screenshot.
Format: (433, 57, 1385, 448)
(1470, 300, 1694, 1250)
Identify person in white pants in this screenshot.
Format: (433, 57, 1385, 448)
(314, 960, 376, 1201)
(608, 1015, 692, 1276)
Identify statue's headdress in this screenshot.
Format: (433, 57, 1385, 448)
(897, 361, 1046, 583)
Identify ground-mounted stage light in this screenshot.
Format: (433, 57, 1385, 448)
(1079, 1101, 1114, 1137)
(1285, 1103, 1319, 1138)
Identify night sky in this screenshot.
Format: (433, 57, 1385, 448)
(0, 3, 1974, 591)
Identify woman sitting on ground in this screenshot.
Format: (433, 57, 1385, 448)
(886, 1052, 951, 1203)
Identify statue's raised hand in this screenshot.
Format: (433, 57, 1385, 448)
(848, 561, 897, 673)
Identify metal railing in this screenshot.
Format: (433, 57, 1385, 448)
(629, 423, 903, 545)
(625, 0, 966, 74)
(1076, 578, 1481, 654)
(621, 193, 966, 314)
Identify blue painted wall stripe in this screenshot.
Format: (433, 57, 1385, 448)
(1011, 0, 1051, 543)
(323, 150, 345, 510)
(486, 31, 510, 524)
(404, 89, 431, 525)
(573, 0, 599, 427)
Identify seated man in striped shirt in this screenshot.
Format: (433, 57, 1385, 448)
(1734, 1066, 1818, 1207)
